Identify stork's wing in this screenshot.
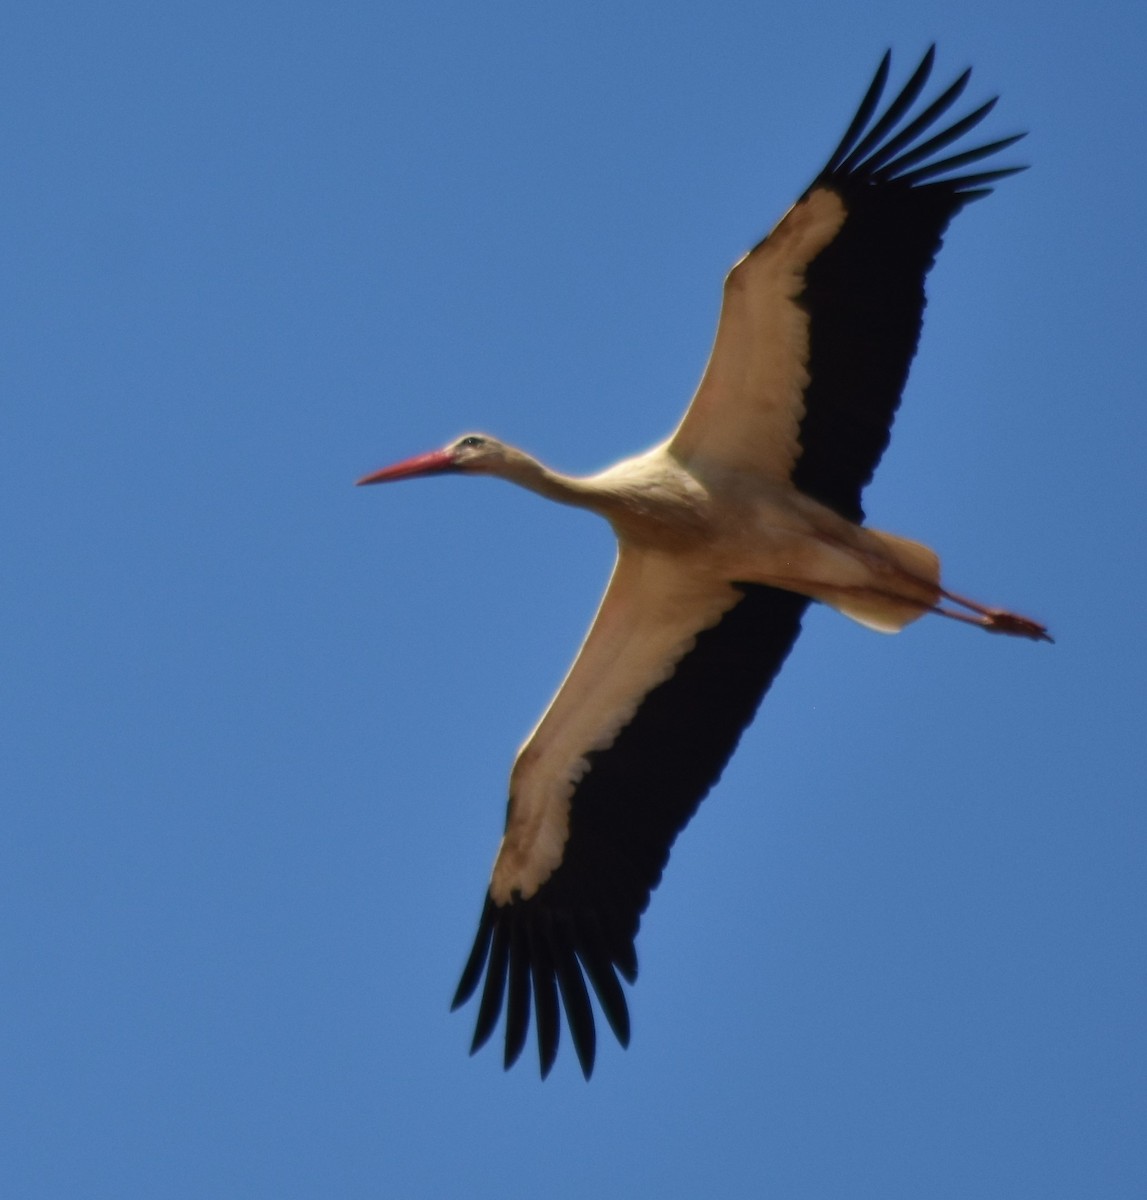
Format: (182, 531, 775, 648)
(451, 547, 809, 1078)
(670, 46, 1026, 522)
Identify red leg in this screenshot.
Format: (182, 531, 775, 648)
(935, 589, 1053, 643)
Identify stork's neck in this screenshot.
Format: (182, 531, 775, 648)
(493, 443, 707, 544)
(495, 447, 606, 514)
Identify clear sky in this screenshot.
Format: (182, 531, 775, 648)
(4, 1, 1145, 1197)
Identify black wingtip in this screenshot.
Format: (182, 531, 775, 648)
(551, 920, 597, 1080)
(816, 47, 1028, 201)
(469, 920, 509, 1053)
(824, 49, 892, 174)
(452, 897, 496, 1011)
(528, 916, 561, 1078)
(502, 917, 531, 1070)
(576, 916, 633, 1048)
(835, 45, 938, 176)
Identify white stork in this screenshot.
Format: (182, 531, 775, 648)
(358, 48, 1049, 1079)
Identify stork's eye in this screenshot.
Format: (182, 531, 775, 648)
(459, 436, 486, 448)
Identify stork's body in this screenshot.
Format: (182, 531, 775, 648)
(358, 48, 1048, 1079)
(589, 441, 940, 624)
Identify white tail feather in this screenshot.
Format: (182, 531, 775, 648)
(833, 529, 941, 634)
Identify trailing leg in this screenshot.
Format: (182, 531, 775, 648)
(934, 588, 1052, 642)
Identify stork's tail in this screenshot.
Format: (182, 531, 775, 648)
(833, 529, 941, 633)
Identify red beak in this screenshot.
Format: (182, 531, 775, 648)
(356, 449, 456, 486)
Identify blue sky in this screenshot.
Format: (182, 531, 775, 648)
(3, 1, 1145, 1196)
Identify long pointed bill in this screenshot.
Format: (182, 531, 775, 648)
(356, 449, 456, 486)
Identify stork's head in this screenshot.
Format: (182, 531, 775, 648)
(356, 433, 508, 485)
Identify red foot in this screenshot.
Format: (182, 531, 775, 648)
(983, 610, 1053, 643)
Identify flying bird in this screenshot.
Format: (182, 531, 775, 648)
(358, 47, 1048, 1079)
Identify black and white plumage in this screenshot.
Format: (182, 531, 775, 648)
(358, 47, 1048, 1079)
